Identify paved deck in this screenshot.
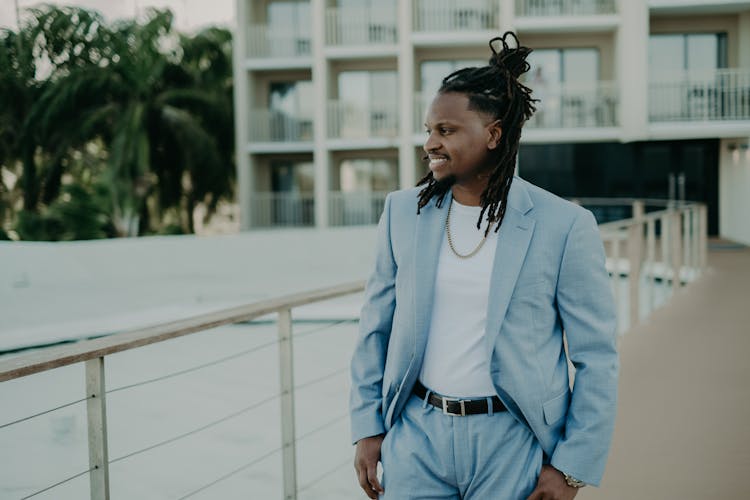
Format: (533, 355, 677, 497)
(580, 243, 750, 499)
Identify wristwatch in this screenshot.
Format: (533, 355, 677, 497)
(563, 473, 586, 488)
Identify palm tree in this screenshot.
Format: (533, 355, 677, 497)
(1, 5, 109, 216)
(28, 7, 235, 236)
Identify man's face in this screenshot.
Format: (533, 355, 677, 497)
(423, 92, 501, 187)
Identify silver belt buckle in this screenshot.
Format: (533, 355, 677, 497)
(441, 397, 466, 416)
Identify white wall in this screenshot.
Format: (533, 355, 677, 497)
(719, 138, 750, 245)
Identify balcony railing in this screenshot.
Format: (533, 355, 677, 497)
(413, 0, 499, 32)
(649, 68, 750, 122)
(249, 109, 313, 143)
(515, 0, 616, 16)
(328, 191, 389, 226)
(325, 5, 397, 46)
(526, 81, 618, 128)
(250, 192, 315, 227)
(246, 24, 311, 58)
(327, 100, 399, 140)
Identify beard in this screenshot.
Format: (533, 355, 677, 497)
(432, 173, 456, 196)
(419, 154, 456, 194)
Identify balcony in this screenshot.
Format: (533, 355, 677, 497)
(649, 68, 750, 123)
(248, 109, 313, 151)
(325, 5, 397, 54)
(249, 192, 315, 227)
(516, 0, 617, 16)
(525, 81, 618, 132)
(245, 24, 311, 68)
(413, 0, 498, 44)
(327, 100, 399, 146)
(328, 191, 389, 226)
(514, 0, 618, 33)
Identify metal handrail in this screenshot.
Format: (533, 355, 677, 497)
(0, 281, 363, 382)
(0, 280, 365, 500)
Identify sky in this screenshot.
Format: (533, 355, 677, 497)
(0, 0, 236, 32)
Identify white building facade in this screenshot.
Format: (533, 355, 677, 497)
(233, 0, 750, 244)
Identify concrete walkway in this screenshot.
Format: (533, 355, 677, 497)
(580, 243, 750, 499)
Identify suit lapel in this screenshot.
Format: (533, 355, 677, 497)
(413, 193, 451, 355)
(485, 180, 536, 353)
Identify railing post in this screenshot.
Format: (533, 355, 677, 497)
(660, 213, 670, 290)
(631, 200, 644, 220)
(610, 234, 621, 332)
(85, 357, 110, 500)
(682, 206, 691, 276)
(278, 308, 298, 500)
(690, 206, 699, 275)
(670, 211, 683, 289)
(627, 220, 643, 329)
(646, 217, 656, 312)
(700, 204, 708, 270)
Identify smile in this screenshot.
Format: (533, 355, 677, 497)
(428, 155, 449, 168)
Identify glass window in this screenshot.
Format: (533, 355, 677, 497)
(649, 33, 727, 76)
(339, 159, 398, 192)
(526, 48, 598, 85)
(268, 1, 310, 37)
(649, 35, 684, 77)
(562, 49, 598, 83)
(270, 81, 313, 121)
(271, 161, 314, 193)
(686, 34, 718, 71)
(338, 71, 397, 105)
(420, 59, 485, 97)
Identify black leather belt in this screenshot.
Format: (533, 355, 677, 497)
(413, 381, 507, 416)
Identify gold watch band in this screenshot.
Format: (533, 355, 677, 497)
(564, 473, 586, 488)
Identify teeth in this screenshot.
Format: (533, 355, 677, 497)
(429, 156, 448, 167)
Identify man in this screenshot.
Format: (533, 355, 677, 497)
(350, 33, 618, 500)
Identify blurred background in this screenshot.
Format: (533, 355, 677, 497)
(1, 0, 749, 242)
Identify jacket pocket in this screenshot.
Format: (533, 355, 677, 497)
(543, 389, 570, 425)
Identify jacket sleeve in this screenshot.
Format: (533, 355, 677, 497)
(550, 209, 619, 487)
(350, 193, 397, 444)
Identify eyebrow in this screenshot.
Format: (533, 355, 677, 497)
(424, 120, 460, 128)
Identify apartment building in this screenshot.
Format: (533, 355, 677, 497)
(233, 0, 750, 244)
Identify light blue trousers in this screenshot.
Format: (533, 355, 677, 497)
(380, 393, 543, 499)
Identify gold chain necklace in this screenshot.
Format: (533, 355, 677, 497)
(445, 200, 493, 259)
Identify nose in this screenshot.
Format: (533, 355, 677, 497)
(423, 130, 440, 154)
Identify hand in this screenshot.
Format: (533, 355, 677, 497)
(354, 434, 385, 499)
(526, 465, 579, 500)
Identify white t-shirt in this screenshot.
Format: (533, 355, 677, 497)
(418, 199, 499, 398)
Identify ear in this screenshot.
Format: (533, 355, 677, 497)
(487, 120, 502, 150)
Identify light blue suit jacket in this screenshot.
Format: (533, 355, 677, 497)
(350, 176, 619, 486)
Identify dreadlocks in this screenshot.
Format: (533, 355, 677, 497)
(417, 31, 537, 233)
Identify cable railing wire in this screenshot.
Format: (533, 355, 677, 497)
(298, 456, 353, 494)
(176, 412, 350, 499)
(294, 319, 355, 340)
(107, 320, 351, 395)
(3, 318, 355, 497)
(107, 338, 279, 394)
(294, 366, 348, 392)
(19, 466, 95, 499)
(0, 396, 89, 430)
(176, 446, 282, 500)
(296, 412, 349, 443)
(109, 392, 281, 465)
